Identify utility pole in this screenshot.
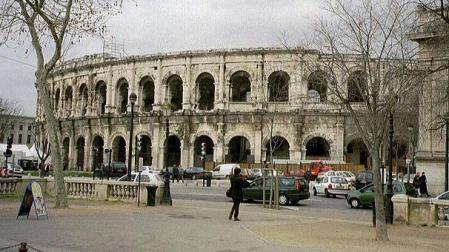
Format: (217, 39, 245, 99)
(386, 112, 394, 224)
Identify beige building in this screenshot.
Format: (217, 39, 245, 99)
(412, 7, 449, 194)
(0, 115, 35, 148)
(35, 48, 375, 171)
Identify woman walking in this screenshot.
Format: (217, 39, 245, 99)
(412, 173, 421, 197)
(419, 172, 429, 197)
(229, 168, 249, 221)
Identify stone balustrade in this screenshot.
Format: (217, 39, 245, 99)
(0, 178, 19, 195)
(392, 194, 449, 226)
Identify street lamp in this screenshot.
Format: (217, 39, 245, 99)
(386, 112, 394, 224)
(407, 125, 414, 183)
(201, 142, 206, 187)
(127, 92, 137, 181)
(161, 106, 172, 205)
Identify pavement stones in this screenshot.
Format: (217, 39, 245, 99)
(0, 198, 449, 252)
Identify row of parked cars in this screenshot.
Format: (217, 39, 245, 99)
(0, 163, 24, 178)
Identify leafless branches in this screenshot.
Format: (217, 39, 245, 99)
(0, 97, 23, 138)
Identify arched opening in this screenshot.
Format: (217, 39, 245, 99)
(166, 135, 181, 167)
(167, 75, 183, 111)
(95, 81, 107, 115)
(193, 136, 214, 167)
(228, 136, 251, 163)
(196, 73, 215, 110)
(65, 86, 73, 116)
(266, 136, 290, 162)
(92, 136, 104, 170)
(308, 71, 328, 102)
(268, 71, 289, 102)
(348, 71, 367, 102)
(139, 135, 152, 166)
(76, 137, 85, 170)
(230, 71, 251, 102)
(346, 139, 369, 168)
(54, 88, 60, 114)
(112, 136, 126, 163)
(62, 137, 70, 170)
(79, 84, 88, 116)
(306, 137, 330, 160)
(140, 77, 154, 112)
(117, 79, 129, 114)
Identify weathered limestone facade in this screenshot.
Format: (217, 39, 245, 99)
(412, 7, 449, 195)
(36, 48, 369, 171)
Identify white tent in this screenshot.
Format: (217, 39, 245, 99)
(27, 144, 39, 158)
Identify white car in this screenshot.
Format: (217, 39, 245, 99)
(313, 176, 351, 197)
(6, 163, 24, 177)
(433, 191, 449, 221)
(117, 171, 163, 185)
(320, 170, 355, 183)
(212, 163, 240, 179)
(141, 166, 161, 174)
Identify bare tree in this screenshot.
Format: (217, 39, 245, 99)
(301, 0, 425, 240)
(0, 1, 123, 208)
(0, 97, 22, 139)
(32, 122, 51, 177)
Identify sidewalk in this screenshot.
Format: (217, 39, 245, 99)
(0, 198, 448, 252)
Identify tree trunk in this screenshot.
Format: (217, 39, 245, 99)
(37, 71, 68, 208)
(371, 149, 389, 241)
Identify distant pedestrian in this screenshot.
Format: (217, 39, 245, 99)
(419, 172, 429, 197)
(228, 168, 250, 221)
(172, 165, 179, 183)
(412, 172, 421, 196)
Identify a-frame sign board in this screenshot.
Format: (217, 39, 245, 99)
(16, 181, 49, 220)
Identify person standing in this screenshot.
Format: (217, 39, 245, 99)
(412, 172, 421, 197)
(419, 172, 429, 197)
(228, 168, 249, 221)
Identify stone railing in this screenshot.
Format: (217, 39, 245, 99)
(3, 177, 164, 206)
(392, 195, 449, 226)
(0, 178, 19, 195)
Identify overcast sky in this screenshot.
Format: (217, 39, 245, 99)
(0, 0, 322, 116)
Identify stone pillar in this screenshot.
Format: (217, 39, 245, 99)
(152, 122, 161, 169)
(256, 59, 264, 109)
(68, 135, 75, 170)
(153, 59, 163, 111)
(106, 67, 114, 114)
(215, 122, 225, 162)
(183, 57, 192, 110)
(84, 131, 91, 172)
(181, 141, 190, 168)
(216, 56, 225, 110)
(335, 116, 345, 161)
(254, 126, 262, 164)
(301, 146, 307, 160)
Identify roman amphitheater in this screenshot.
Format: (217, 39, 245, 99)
(35, 47, 372, 171)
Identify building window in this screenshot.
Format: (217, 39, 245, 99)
(28, 125, 32, 131)
(18, 134, 22, 144)
(27, 135, 31, 145)
(19, 125, 23, 131)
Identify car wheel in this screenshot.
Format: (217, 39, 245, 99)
(325, 189, 330, 198)
(192, 175, 196, 180)
(349, 198, 360, 209)
(313, 187, 317, 196)
(279, 194, 288, 206)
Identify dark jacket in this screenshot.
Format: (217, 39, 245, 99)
(230, 175, 250, 201)
(419, 175, 428, 194)
(412, 175, 420, 188)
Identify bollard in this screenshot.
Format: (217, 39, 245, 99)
(372, 203, 376, 227)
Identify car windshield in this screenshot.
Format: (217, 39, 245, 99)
(331, 177, 347, 184)
(280, 178, 294, 186)
(439, 192, 449, 200)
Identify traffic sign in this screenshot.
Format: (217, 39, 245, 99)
(3, 149, 12, 158)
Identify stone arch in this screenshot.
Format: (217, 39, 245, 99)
(92, 135, 104, 170)
(166, 74, 183, 111)
(116, 78, 129, 114)
(227, 136, 251, 163)
(268, 71, 290, 102)
(190, 131, 218, 146)
(78, 83, 89, 116)
(76, 136, 85, 170)
(230, 70, 251, 102)
(139, 76, 155, 112)
(195, 72, 215, 110)
(65, 86, 73, 116)
(346, 138, 369, 168)
(112, 135, 127, 163)
(62, 137, 70, 170)
(137, 134, 152, 166)
(95, 81, 107, 115)
(305, 137, 331, 160)
(165, 135, 182, 167)
(265, 135, 290, 161)
(347, 70, 367, 102)
(308, 70, 328, 102)
(193, 135, 214, 167)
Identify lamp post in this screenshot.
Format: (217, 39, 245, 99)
(386, 112, 394, 224)
(201, 142, 206, 187)
(407, 125, 414, 183)
(161, 107, 172, 205)
(92, 147, 98, 180)
(127, 92, 137, 181)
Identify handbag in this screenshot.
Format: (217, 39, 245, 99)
(226, 188, 231, 197)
